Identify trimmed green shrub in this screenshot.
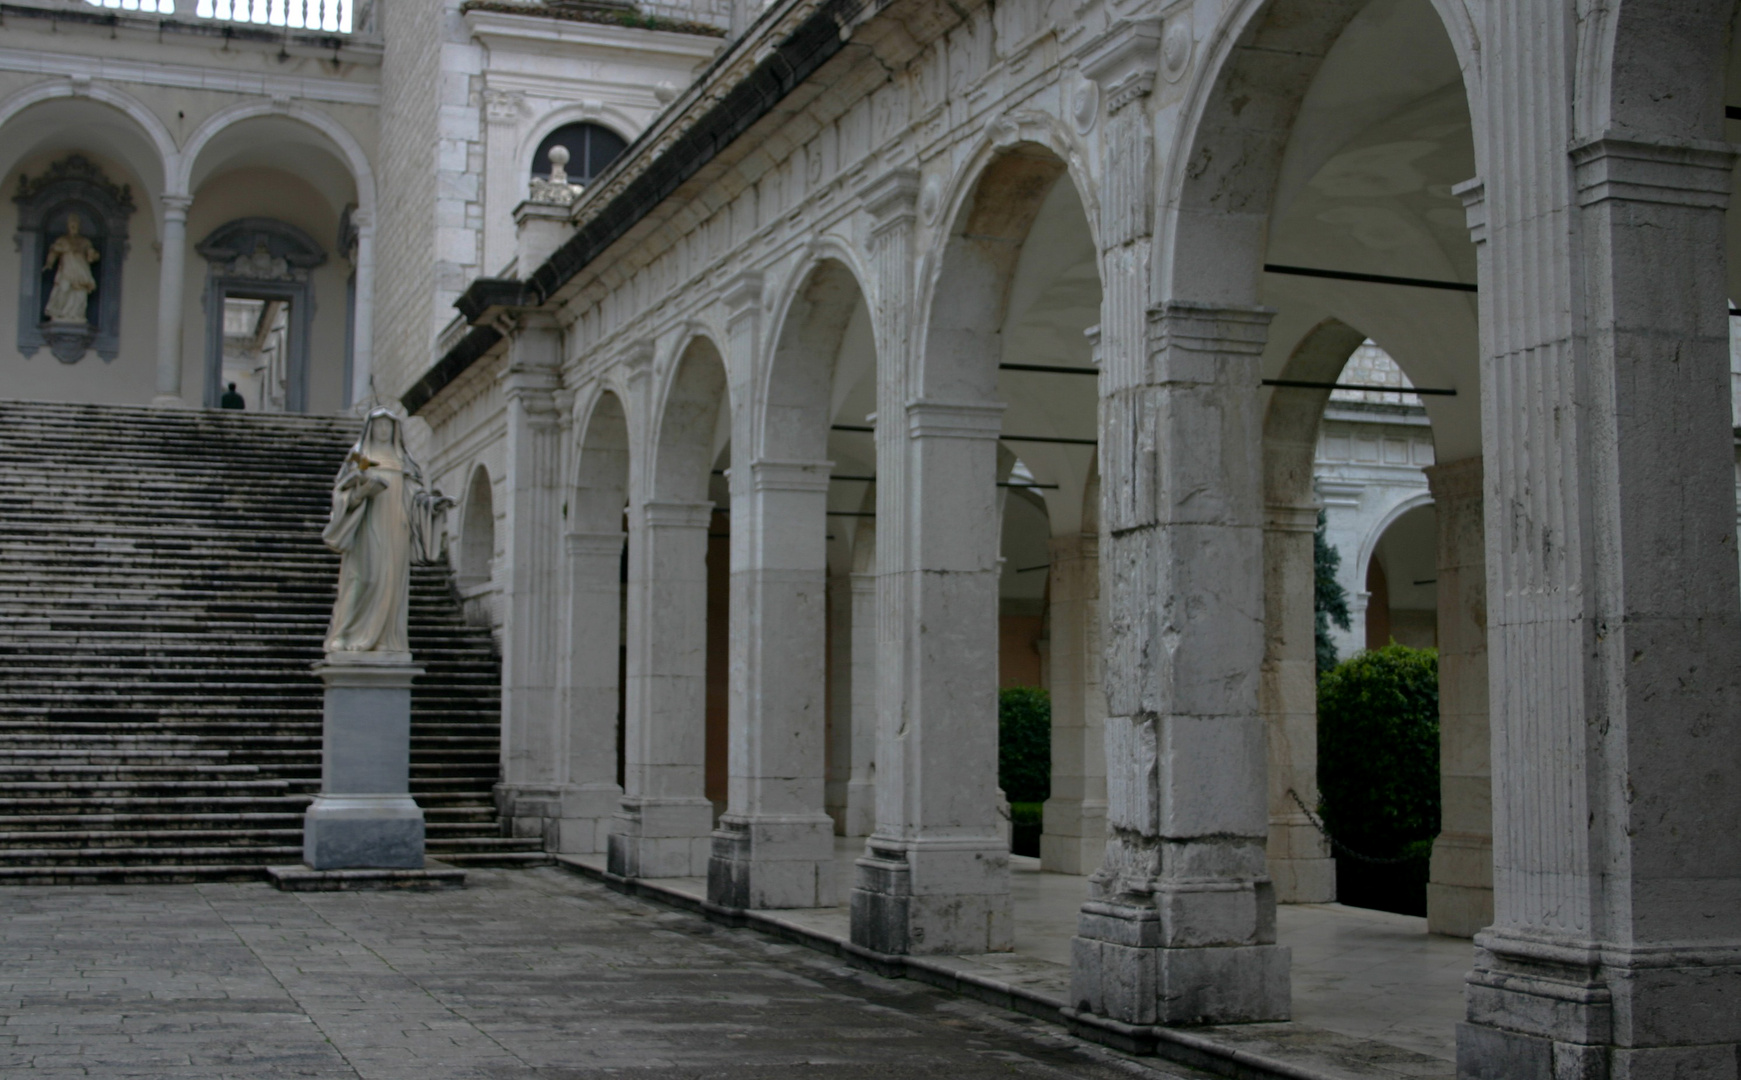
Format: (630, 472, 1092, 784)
(998, 686, 1051, 805)
(1317, 644, 1440, 857)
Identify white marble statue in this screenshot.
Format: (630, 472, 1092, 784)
(42, 214, 99, 324)
(322, 409, 453, 655)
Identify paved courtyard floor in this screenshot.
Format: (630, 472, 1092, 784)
(0, 866, 1210, 1080)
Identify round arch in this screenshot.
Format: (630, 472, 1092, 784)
(518, 108, 637, 179)
(175, 100, 375, 213)
(0, 81, 178, 234)
(650, 333, 731, 504)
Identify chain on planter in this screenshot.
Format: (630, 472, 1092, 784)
(1286, 788, 1431, 867)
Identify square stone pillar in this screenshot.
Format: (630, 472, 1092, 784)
(1041, 533, 1108, 875)
(851, 399, 1013, 955)
(1456, 127, 1741, 1076)
(555, 529, 627, 854)
(1071, 301, 1289, 1027)
(1261, 501, 1335, 903)
(494, 326, 567, 846)
(1422, 457, 1489, 938)
(708, 460, 838, 910)
(825, 567, 878, 838)
(608, 498, 715, 879)
(304, 654, 426, 869)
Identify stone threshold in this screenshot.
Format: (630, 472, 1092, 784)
(554, 854, 1453, 1080)
(267, 860, 467, 891)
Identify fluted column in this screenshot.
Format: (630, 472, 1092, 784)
(1261, 501, 1334, 903)
(1457, 18, 1741, 1070)
(555, 529, 627, 854)
(152, 195, 193, 407)
(495, 325, 566, 846)
(1040, 533, 1107, 875)
(1424, 457, 1489, 938)
(608, 498, 715, 878)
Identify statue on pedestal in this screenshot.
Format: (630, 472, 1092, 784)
(321, 409, 453, 656)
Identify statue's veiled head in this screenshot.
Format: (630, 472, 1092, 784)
(355, 408, 410, 471)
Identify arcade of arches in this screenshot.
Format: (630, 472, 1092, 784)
(8, 0, 1741, 1076)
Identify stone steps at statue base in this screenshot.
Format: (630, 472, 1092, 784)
(0, 400, 549, 881)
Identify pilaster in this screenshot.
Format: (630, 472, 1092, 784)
(495, 323, 567, 848)
(1040, 534, 1108, 875)
(1261, 500, 1334, 904)
(152, 194, 193, 407)
(1424, 457, 1490, 938)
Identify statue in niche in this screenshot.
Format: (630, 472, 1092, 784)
(322, 409, 454, 656)
(42, 213, 99, 325)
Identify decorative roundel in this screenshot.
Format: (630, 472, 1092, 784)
(1162, 20, 1192, 84)
(1072, 78, 1100, 134)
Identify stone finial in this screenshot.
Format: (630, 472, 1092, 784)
(528, 145, 584, 206)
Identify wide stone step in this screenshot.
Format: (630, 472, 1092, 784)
(0, 845, 303, 867)
(0, 864, 273, 884)
(0, 828, 300, 847)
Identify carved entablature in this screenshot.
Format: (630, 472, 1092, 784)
(13, 155, 136, 364)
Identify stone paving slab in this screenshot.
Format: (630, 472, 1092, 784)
(0, 866, 1210, 1079)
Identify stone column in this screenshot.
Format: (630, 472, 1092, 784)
(709, 460, 838, 910)
(349, 209, 375, 408)
(609, 498, 715, 878)
(1455, 68, 1741, 1068)
(1261, 501, 1335, 903)
(304, 655, 425, 869)
(845, 568, 877, 836)
(1423, 457, 1489, 938)
(494, 326, 566, 846)
(1072, 301, 1289, 1027)
(556, 529, 627, 854)
(1040, 533, 1107, 875)
(152, 195, 192, 407)
(853, 398, 1011, 954)
(849, 168, 1012, 955)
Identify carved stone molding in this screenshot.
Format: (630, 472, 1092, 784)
(1077, 18, 1162, 115)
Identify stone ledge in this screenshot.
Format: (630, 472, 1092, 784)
(266, 861, 466, 892)
(552, 854, 1452, 1080)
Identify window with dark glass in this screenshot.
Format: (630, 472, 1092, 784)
(530, 123, 627, 185)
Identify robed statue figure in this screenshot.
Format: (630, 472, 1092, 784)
(43, 213, 99, 325)
(322, 410, 453, 655)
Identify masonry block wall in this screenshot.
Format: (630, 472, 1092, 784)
(375, 0, 444, 400)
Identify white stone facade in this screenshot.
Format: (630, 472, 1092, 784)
(10, 0, 1741, 1073)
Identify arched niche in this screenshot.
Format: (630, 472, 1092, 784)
(459, 465, 495, 589)
(194, 217, 326, 411)
(14, 155, 135, 364)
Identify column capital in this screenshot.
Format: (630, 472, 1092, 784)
(749, 459, 832, 493)
(1142, 301, 1274, 387)
(1263, 502, 1319, 533)
(1077, 18, 1162, 114)
(905, 399, 1004, 439)
(1571, 133, 1735, 209)
(860, 168, 920, 234)
(638, 499, 714, 529)
(161, 194, 193, 218)
(721, 270, 764, 320)
(1452, 177, 1486, 245)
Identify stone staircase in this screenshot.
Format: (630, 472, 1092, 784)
(0, 400, 549, 884)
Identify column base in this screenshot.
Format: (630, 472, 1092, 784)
(849, 835, 1012, 955)
(494, 782, 623, 854)
(304, 794, 425, 870)
(1041, 798, 1107, 875)
(706, 813, 838, 910)
(606, 796, 712, 878)
(1459, 932, 1741, 1080)
(1428, 831, 1492, 937)
(1070, 899, 1290, 1025)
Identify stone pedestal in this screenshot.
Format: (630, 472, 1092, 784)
(303, 654, 426, 870)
